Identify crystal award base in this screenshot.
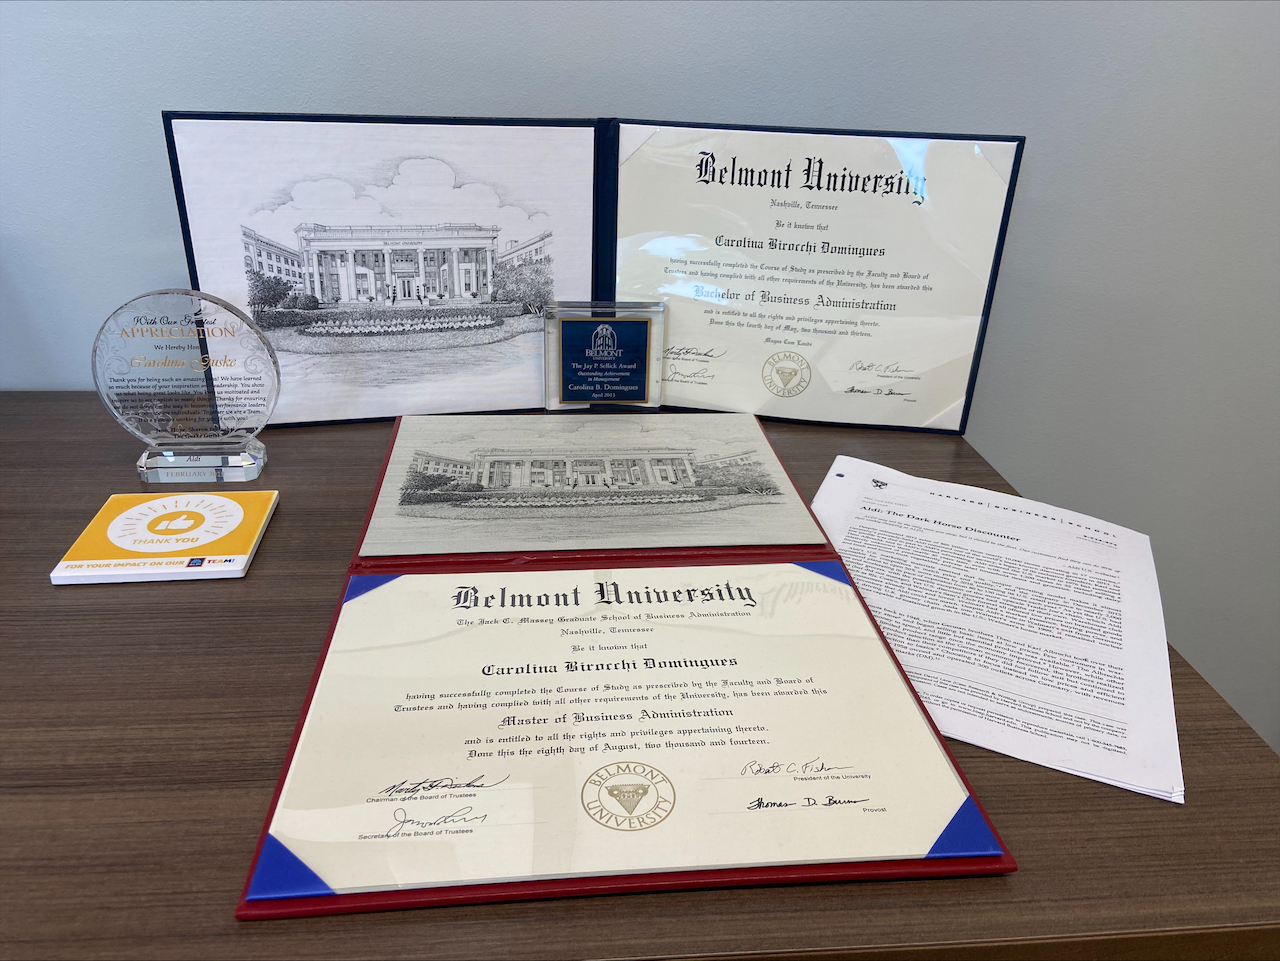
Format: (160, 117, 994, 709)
(138, 438, 267, 483)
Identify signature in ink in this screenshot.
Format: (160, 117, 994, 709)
(378, 774, 509, 796)
(665, 345, 727, 360)
(844, 386, 912, 396)
(740, 757, 855, 776)
(385, 806, 488, 837)
(746, 795, 871, 811)
(665, 365, 715, 384)
(847, 360, 914, 375)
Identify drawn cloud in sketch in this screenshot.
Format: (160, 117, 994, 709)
(244, 158, 550, 253)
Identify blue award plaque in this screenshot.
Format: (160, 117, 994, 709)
(545, 302, 665, 410)
(561, 318, 650, 403)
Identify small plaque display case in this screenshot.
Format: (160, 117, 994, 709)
(544, 301, 665, 411)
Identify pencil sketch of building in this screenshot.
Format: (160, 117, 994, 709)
(407, 445, 768, 490)
(294, 223, 504, 303)
(408, 445, 716, 489)
(496, 230, 552, 267)
(406, 450, 477, 481)
(698, 450, 764, 469)
(169, 119, 597, 423)
(238, 218, 558, 424)
(242, 222, 558, 305)
(359, 413, 825, 557)
(242, 227, 307, 293)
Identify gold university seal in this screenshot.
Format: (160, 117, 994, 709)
(580, 762, 675, 831)
(762, 351, 812, 397)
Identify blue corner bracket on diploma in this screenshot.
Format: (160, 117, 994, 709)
(793, 560, 851, 585)
(926, 796, 1004, 858)
(245, 834, 335, 901)
(343, 574, 401, 604)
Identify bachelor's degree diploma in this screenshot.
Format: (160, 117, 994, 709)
(616, 124, 1020, 430)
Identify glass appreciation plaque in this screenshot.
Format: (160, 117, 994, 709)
(544, 301, 665, 410)
(92, 289, 280, 482)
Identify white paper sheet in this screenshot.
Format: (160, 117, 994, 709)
(812, 457, 1184, 803)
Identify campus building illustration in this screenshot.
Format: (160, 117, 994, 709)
(406, 446, 761, 490)
(698, 450, 763, 469)
(497, 230, 552, 267)
(241, 223, 554, 304)
(242, 227, 307, 294)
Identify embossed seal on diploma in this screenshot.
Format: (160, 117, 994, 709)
(762, 351, 812, 397)
(581, 762, 675, 831)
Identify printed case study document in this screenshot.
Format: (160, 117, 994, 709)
(811, 456, 1184, 803)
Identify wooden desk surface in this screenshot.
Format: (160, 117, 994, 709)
(2, 392, 1277, 960)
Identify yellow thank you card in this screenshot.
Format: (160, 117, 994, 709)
(50, 491, 279, 584)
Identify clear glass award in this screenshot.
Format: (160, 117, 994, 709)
(92, 289, 281, 482)
(544, 301, 665, 411)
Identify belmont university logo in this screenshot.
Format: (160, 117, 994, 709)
(762, 351, 812, 397)
(580, 762, 675, 831)
(585, 323, 623, 360)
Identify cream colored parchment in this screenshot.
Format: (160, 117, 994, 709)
(266, 563, 970, 893)
(616, 125, 1017, 429)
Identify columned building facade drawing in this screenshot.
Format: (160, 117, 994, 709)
(410, 447, 700, 490)
(293, 223, 501, 304)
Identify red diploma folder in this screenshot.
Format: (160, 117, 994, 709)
(237, 414, 1014, 920)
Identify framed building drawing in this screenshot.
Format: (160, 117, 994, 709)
(165, 113, 599, 424)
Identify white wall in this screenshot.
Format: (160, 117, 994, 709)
(2, 1, 1275, 749)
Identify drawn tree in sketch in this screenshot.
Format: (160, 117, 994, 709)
(491, 258, 554, 314)
(247, 270, 293, 309)
(694, 462, 781, 495)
